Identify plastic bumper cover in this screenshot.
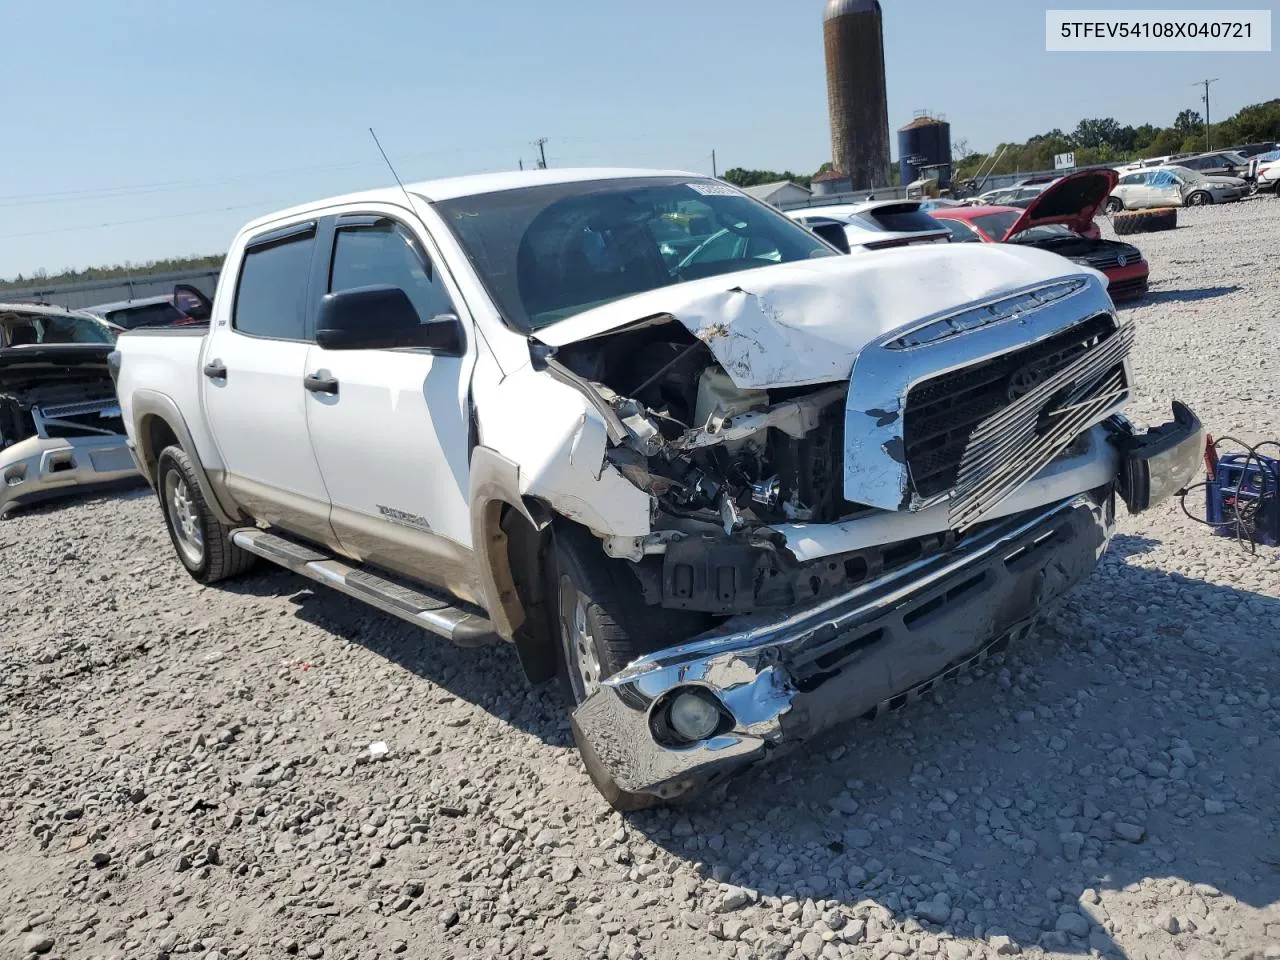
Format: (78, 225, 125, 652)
(0, 434, 138, 514)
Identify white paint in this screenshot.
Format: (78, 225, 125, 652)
(537, 242, 1093, 389)
(470, 351, 653, 538)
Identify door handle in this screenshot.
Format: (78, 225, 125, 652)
(203, 359, 227, 379)
(304, 373, 339, 395)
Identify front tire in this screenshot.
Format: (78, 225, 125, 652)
(1186, 191, 1211, 206)
(156, 445, 254, 584)
(549, 522, 708, 810)
(1104, 197, 1124, 215)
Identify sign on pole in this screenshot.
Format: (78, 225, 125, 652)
(1054, 152, 1076, 170)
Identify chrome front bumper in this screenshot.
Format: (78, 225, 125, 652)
(0, 434, 138, 515)
(572, 491, 1115, 800)
(571, 402, 1203, 801)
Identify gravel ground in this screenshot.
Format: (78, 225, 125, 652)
(2, 197, 1279, 960)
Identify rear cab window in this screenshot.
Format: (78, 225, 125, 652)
(233, 223, 317, 340)
(105, 302, 187, 329)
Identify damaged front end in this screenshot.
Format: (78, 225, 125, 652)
(534, 270, 1203, 801)
(0, 344, 137, 515)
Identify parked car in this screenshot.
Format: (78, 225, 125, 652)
(931, 169, 1148, 301)
(112, 168, 1202, 808)
(1107, 166, 1249, 211)
(1178, 150, 1252, 180)
(0, 302, 137, 515)
(1248, 150, 1280, 192)
(786, 199, 950, 253)
(83, 292, 206, 332)
(1114, 154, 1194, 175)
(1229, 141, 1277, 159)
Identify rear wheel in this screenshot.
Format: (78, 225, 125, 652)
(156, 445, 255, 584)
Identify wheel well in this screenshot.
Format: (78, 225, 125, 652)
(142, 414, 180, 478)
(478, 499, 559, 684)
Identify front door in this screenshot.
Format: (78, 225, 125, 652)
(202, 220, 336, 546)
(303, 209, 479, 602)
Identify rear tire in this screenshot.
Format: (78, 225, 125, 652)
(1113, 207, 1177, 236)
(156, 445, 255, 584)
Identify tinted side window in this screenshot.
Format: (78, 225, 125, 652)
(810, 222, 851, 253)
(233, 228, 316, 340)
(330, 221, 456, 321)
(108, 303, 186, 329)
(940, 219, 981, 243)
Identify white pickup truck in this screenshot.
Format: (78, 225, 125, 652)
(112, 168, 1203, 808)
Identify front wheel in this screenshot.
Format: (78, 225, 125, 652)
(549, 522, 708, 809)
(1186, 191, 1211, 206)
(1104, 197, 1124, 215)
(156, 445, 255, 584)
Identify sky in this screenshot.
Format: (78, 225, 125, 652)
(2, 0, 1273, 279)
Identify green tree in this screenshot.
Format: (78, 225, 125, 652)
(1174, 109, 1203, 137)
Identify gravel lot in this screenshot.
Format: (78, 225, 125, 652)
(2, 197, 1279, 960)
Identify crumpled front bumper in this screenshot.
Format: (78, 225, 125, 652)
(571, 406, 1203, 802)
(0, 434, 138, 515)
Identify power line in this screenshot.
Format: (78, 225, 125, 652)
(0, 200, 276, 240)
(1193, 78, 1219, 151)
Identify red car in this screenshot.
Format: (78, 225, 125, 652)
(933, 169, 1149, 302)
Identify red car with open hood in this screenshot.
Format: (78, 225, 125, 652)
(932, 169, 1149, 302)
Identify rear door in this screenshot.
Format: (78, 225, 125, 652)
(201, 220, 337, 545)
(302, 207, 479, 597)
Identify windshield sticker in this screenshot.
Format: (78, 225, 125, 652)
(687, 181, 740, 197)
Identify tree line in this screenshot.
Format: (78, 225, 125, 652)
(720, 99, 1280, 189)
(1, 254, 224, 292)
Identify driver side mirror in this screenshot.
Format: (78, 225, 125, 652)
(315, 285, 464, 355)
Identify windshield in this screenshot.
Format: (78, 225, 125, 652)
(433, 177, 835, 331)
(970, 211, 1022, 240)
(1165, 167, 1205, 184)
(1, 312, 114, 347)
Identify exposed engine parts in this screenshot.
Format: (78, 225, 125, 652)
(546, 321, 854, 544)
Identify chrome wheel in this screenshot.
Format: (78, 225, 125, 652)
(164, 470, 204, 566)
(560, 576, 602, 701)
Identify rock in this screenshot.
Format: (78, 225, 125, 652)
(304, 945, 324, 959)
(23, 934, 54, 955)
(800, 932, 824, 959)
(722, 918, 751, 941)
(917, 899, 951, 925)
(90, 851, 111, 868)
(1113, 822, 1145, 842)
(1157, 912, 1179, 934)
(551, 862, 578, 883)
(989, 934, 1020, 955)
(830, 793, 859, 815)
(945, 942, 971, 960)
(1055, 912, 1090, 938)
(846, 829, 873, 849)
(1203, 799, 1226, 814)
(719, 887, 753, 912)
(846, 865, 868, 887)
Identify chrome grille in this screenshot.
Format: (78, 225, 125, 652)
(901, 314, 1131, 529)
(948, 322, 1134, 529)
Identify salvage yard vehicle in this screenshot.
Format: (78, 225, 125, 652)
(931, 170, 1149, 302)
(0, 303, 137, 515)
(83, 293, 204, 333)
(1106, 166, 1249, 211)
(111, 168, 1205, 808)
(786, 199, 951, 253)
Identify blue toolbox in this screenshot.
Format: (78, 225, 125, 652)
(1205, 450, 1280, 546)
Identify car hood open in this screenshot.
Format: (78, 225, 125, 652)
(534, 244, 1099, 389)
(1000, 168, 1119, 241)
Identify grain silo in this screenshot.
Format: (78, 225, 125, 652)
(824, 0, 892, 190)
(899, 113, 952, 188)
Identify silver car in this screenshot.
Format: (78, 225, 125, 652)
(1106, 165, 1249, 211)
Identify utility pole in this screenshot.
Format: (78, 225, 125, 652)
(712, 149, 717, 178)
(518, 158, 524, 171)
(534, 137, 548, 169)
(1194, 78, 1218, 151)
